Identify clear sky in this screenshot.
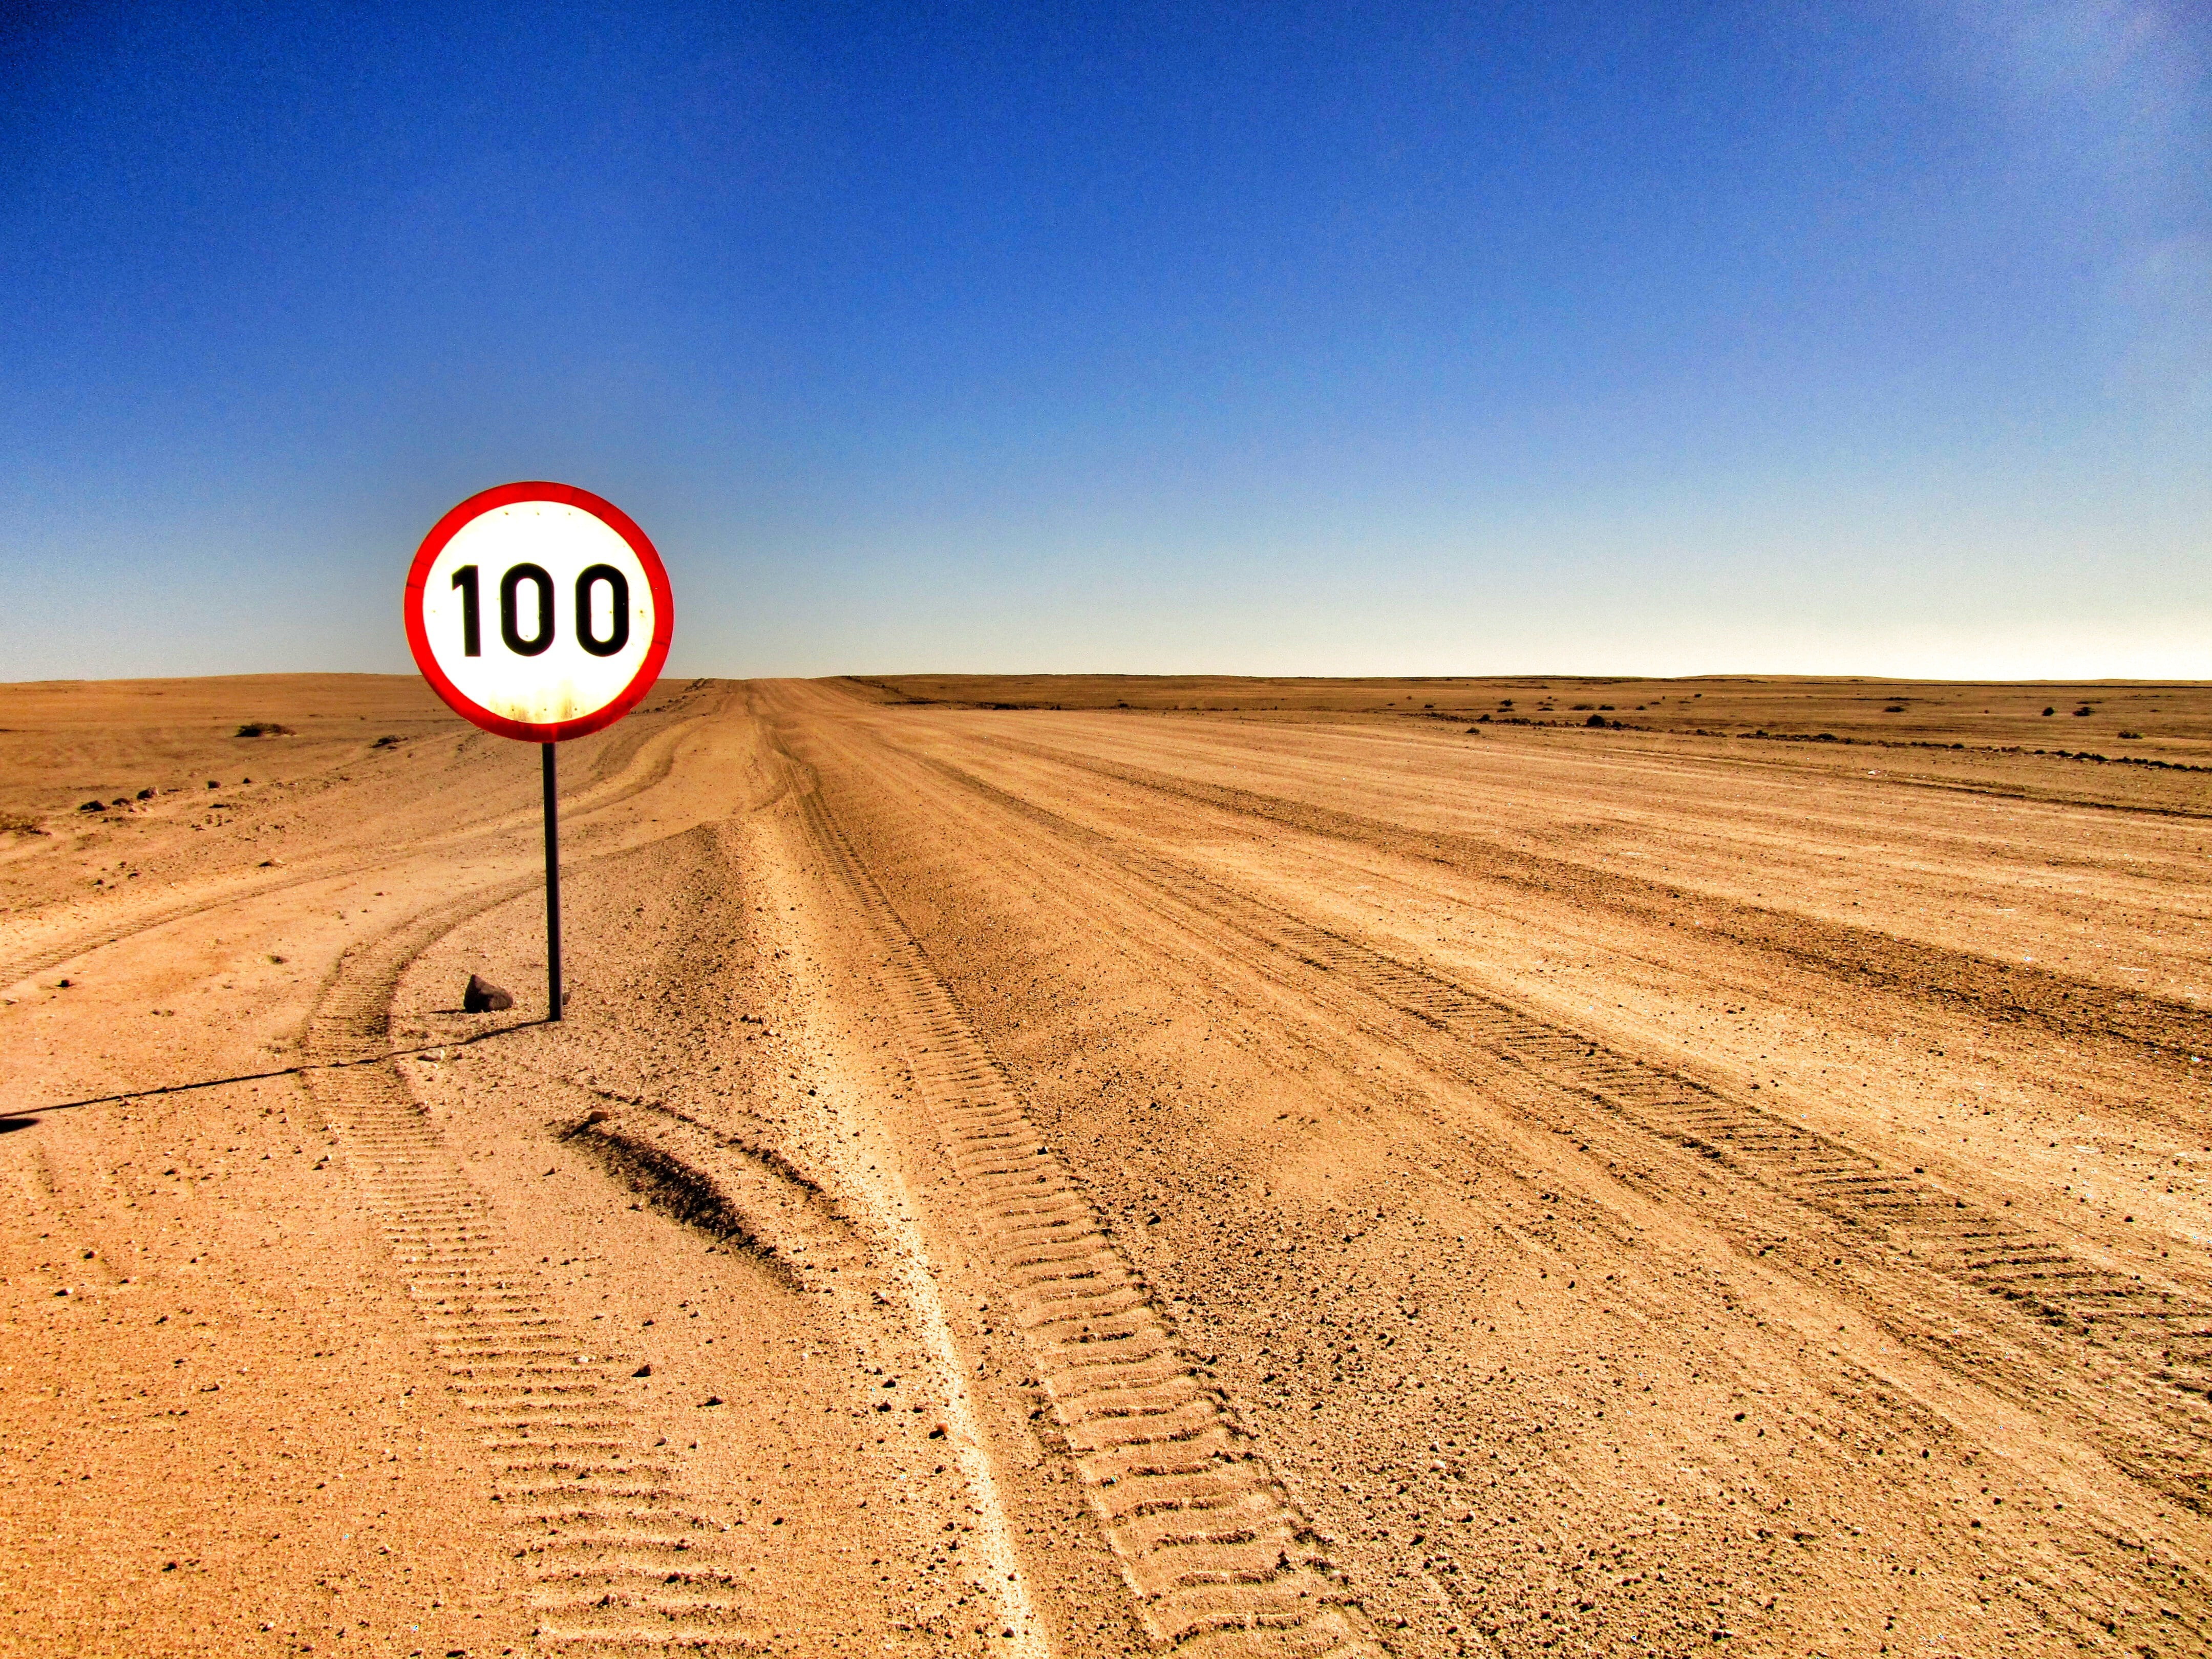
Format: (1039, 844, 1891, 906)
(3, 2, 2206, 682)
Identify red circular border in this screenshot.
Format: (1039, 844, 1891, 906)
(403, 482, 674, 743)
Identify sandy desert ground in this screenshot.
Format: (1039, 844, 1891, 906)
(3, 672, 2209, 1659)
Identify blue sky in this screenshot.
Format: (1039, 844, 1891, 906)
(3, 1, 2205, 680)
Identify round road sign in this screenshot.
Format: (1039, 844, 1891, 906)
(404, 482, 673, 741)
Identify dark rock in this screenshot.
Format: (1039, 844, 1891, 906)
(136, 788, 155, 800)
(463, 973, 514, 1013)
(1586, 713, 1607, 727)
(78, 799, 104, 812)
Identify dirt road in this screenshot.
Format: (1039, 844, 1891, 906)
(4, 674, 2207, 1657)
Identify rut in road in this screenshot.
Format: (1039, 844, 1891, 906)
(900, 747, 2212, 1515)
(992, 737, 2212, 1070)
(301, 886, 756, 1657)
(0, 697, 712, 999)
(794, 778, 1385, 1658)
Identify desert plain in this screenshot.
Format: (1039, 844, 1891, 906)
(2, 671, 2209, 1659)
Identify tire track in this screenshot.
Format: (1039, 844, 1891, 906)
(0, 698, 717, 999)
(881, 744, 2212, 1514)
(977, 734, 2212, 1070)
(792, 777, 1384, 1658)
(300, 885, 758, 1656)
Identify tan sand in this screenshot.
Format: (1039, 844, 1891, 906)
(4, 673, 2208, 1656)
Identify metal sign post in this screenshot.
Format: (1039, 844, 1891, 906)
(403, 482, 673, 1020)
(542, 742, 563, 1020)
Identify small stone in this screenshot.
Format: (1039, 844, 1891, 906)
(632, 1363, 651, 1377)
(462, 974, 513, 1013)
(78, 799, 104, 813)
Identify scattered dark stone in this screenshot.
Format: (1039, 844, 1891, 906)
(136, 787, 154, 800)
(78, 799, 104, 812)
(462, 974, 514, 1013)
(632, 1363, 651, 1377)
(1586, 713, 1607, 727)
(699, 1395, 724, 1408)
(372, 735, 402, 748)
(205, 780, 219, 790)
(235, 721, 293, 737)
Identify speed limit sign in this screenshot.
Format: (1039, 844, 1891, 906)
(403, 482, 675, 1020)
(404, 481, 673, 740)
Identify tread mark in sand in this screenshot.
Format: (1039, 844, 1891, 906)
(0, 696, 716, 998)
(993, 736, 2212, 1072)
(898, 746, 2212, 1513)
(301, 885, 760, 1655)
(798, 782, 1385, 1658)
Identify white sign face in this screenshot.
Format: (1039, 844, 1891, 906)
(405, 484, 672, 742)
